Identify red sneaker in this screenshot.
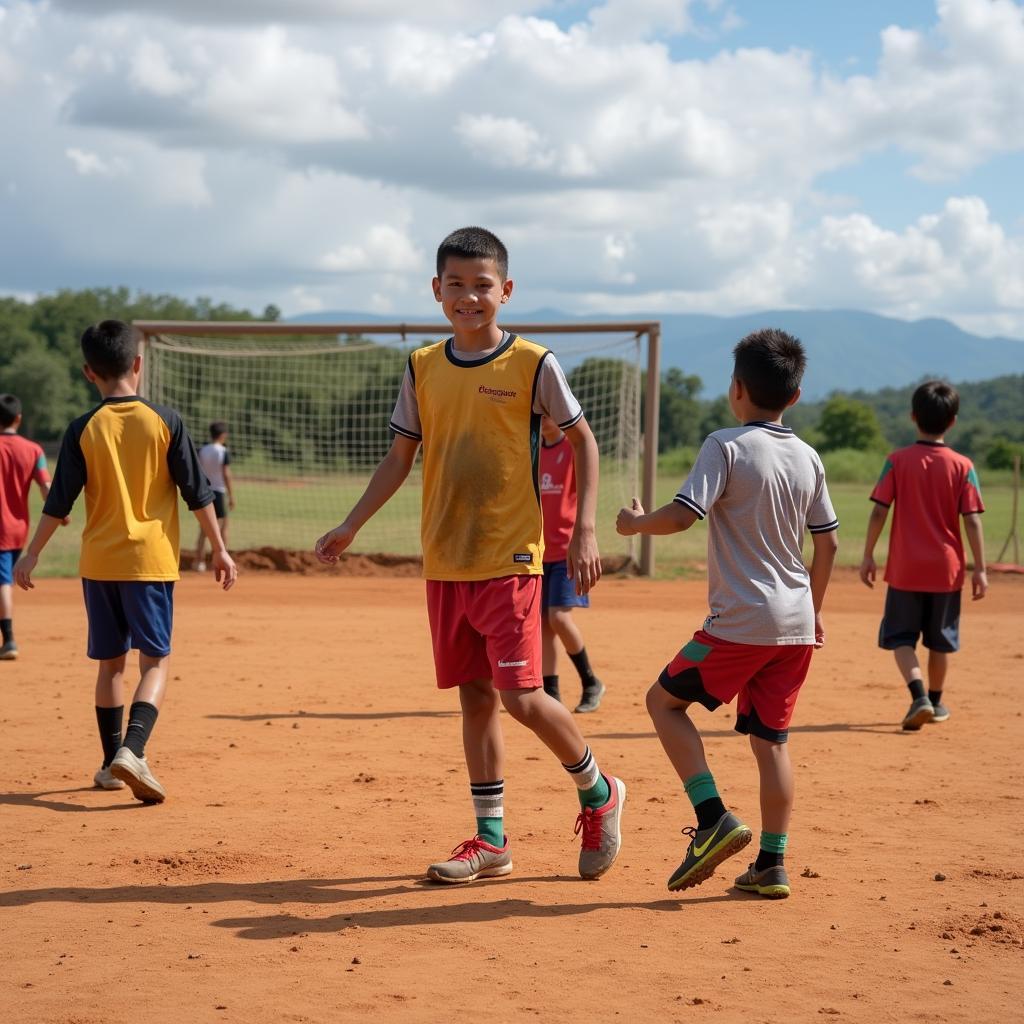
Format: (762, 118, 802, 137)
(575, 775, 626, 879)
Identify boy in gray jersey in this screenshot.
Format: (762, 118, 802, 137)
(617, 329, 838, 899)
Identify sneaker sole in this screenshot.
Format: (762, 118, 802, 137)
(0, 651, 18, 661)
(735, 881, 791, 899)
(426, 862, 514, 884)
(579, 776, 626, 880)
(574, 682, 606, 714)
(902, 706, 935, 730)
(109, 762, 166, 803)
(668, 826, 752, 892)
(929, 712, 950, 723)
(93, 777, 127, 791)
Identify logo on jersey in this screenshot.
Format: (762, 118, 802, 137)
(513, 552, 533, 564)
(479, 385, 517, 404)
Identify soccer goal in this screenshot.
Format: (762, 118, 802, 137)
(135, 320, 662, 574)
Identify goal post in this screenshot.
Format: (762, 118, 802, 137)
(135, 320, 662, 575)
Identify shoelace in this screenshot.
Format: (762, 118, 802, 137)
(574, 808, 603, 851)
(448, 838, 486, 861)
(680, 825, 697, 853)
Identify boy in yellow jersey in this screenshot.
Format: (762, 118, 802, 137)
(15, 320, 237, 802)
(315, 227, 625, 883)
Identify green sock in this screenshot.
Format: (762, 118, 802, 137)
(760, 831, 788, 854)
(683, 770, 720, 807)
(579, 775, 611, 809)
(476, 817, 504, 847)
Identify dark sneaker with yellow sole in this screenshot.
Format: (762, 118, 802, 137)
(734, 862, 791, 899)
(667, 810, 752, 892)
(902, 696, 935, 730)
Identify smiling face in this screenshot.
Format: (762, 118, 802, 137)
(432, 255, 513, 340)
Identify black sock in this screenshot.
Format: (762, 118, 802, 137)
(568, 648, 595, 684)
(928, 689, 943, 707)
(907, 679, 926, 700)
(95, 705, 124, 767)
(694, 796, 727, 831)
(543, 675, 560, 696)
(755, 850, 784, 871)
(0, 618, 12, 644)
(123, 701, 159, 758)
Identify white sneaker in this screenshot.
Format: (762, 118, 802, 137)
(109, 747, 166, 803)
(93, 765, 127, 790)
(196, 561, 207, 573)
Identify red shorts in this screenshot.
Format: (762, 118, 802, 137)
(659, 630, 813, 742)
(426, 576, 542, 690)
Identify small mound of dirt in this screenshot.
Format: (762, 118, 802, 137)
(182, 549, 639, 577)
(118, 849, 278, 879)
(944, 909, 1024, 948)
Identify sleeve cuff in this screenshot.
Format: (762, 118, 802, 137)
(390, 421, 422, 441)
(673, 494, 706, 520)
(869, 497, 890, 508)
(557, 409, 583, 430)
(808, 519, 839, 534)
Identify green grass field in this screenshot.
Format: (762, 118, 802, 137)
(28, 474, 1018, 579)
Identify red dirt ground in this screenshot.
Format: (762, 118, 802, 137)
(1, 572, 1021, 1024)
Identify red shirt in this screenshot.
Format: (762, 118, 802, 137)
(540, 434, 576, 563)
(0, 433, 50, 550)
(870, 441, 984, 592)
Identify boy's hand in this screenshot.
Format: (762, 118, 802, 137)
(858, 555, 876, 588)
(616, 497, 644, 536)
(567, 526, 601, 596)
(229, 496, 236, 511)
(315, 522, 356, 564)
(814, 611, 826, 649)
(13, 553, 38, 590)
(972, 568, 988, 600)
(211, 549, 238, 590)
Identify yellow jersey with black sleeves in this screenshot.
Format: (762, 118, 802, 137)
(43, 396, 213, 581)
(408, 335, 552, 582)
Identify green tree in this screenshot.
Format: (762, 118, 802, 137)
(657, 367, 703, 451)
(817, 396, 886, 452)
(3, 343, 76, 438)
(984, 437, 1023, 471)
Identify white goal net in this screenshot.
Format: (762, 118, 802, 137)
(143, 325, 644, 568)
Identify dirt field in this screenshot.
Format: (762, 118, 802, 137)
(1, 572, 1021, 1024)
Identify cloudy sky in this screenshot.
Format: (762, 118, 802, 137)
(2, 0, 1023, 336)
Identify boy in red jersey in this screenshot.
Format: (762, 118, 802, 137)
(0, 394, 60, 660)
(539, 415, 604, 712)
(315, 227, 625, 884)
(860, 381, 986, 730)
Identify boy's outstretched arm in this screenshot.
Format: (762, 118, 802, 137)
(563, 418, 601, 595)
(193, 504, 237, 589)
(13, 515, 64, 589)
(315, 435, 420, 562)
(859, 502, 889, 587)
(810, 529, 838, 647)
(616, 497, 699, 536)
(963, 512, 988, 600)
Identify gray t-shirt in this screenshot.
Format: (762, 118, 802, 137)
(675, 422, 838, 645)
(390, 332, 582, 439)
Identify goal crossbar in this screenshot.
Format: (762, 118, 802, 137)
(135, 319, 662, 574)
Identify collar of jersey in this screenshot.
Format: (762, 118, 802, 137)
(744, 420, 793, 434)
(444, 331, 517, 368)
(100, 395, 141, 405)
(915, 439, 946, 447)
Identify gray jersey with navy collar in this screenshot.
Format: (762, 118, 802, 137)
(674, 421, 838, 645)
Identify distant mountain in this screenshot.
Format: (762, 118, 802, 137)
(289, 308, 1024, 400)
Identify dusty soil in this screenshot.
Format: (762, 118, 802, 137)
(1, 571, 1021, 1024)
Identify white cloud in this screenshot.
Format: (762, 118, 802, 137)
(66, 147, 128, 176)
(130, 39, 193, 97)
(321, 225, 423, 273)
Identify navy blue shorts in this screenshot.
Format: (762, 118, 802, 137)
(0, 549, 21, 586)
(82, 580, 174, 661)
(541, 560, 590, 611)
(879, 586, 961, 653)
(212, 491, 228, 519)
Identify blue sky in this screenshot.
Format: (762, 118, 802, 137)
(1, 0, 1023, 337)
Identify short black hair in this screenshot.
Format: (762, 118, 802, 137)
(912, 380, 959, 435)
(80, 319, 140, 380)
(732, 328, 806, 412)
(0, 394, 21, 428)
(210, 421, 229, 440)
(436, 226, 508, 280)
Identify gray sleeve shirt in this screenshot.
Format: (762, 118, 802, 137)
(676, 424, 838, 645)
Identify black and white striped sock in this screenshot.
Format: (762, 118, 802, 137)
(562, 745, 601, 791)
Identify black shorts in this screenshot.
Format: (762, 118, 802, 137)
(879, 586, 961, 653)
(212, 491, 228, 519)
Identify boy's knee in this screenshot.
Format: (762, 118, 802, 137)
(499, 688, 538, 725)
(645, 681, 673, 718)
(547, 607, 569, 629)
